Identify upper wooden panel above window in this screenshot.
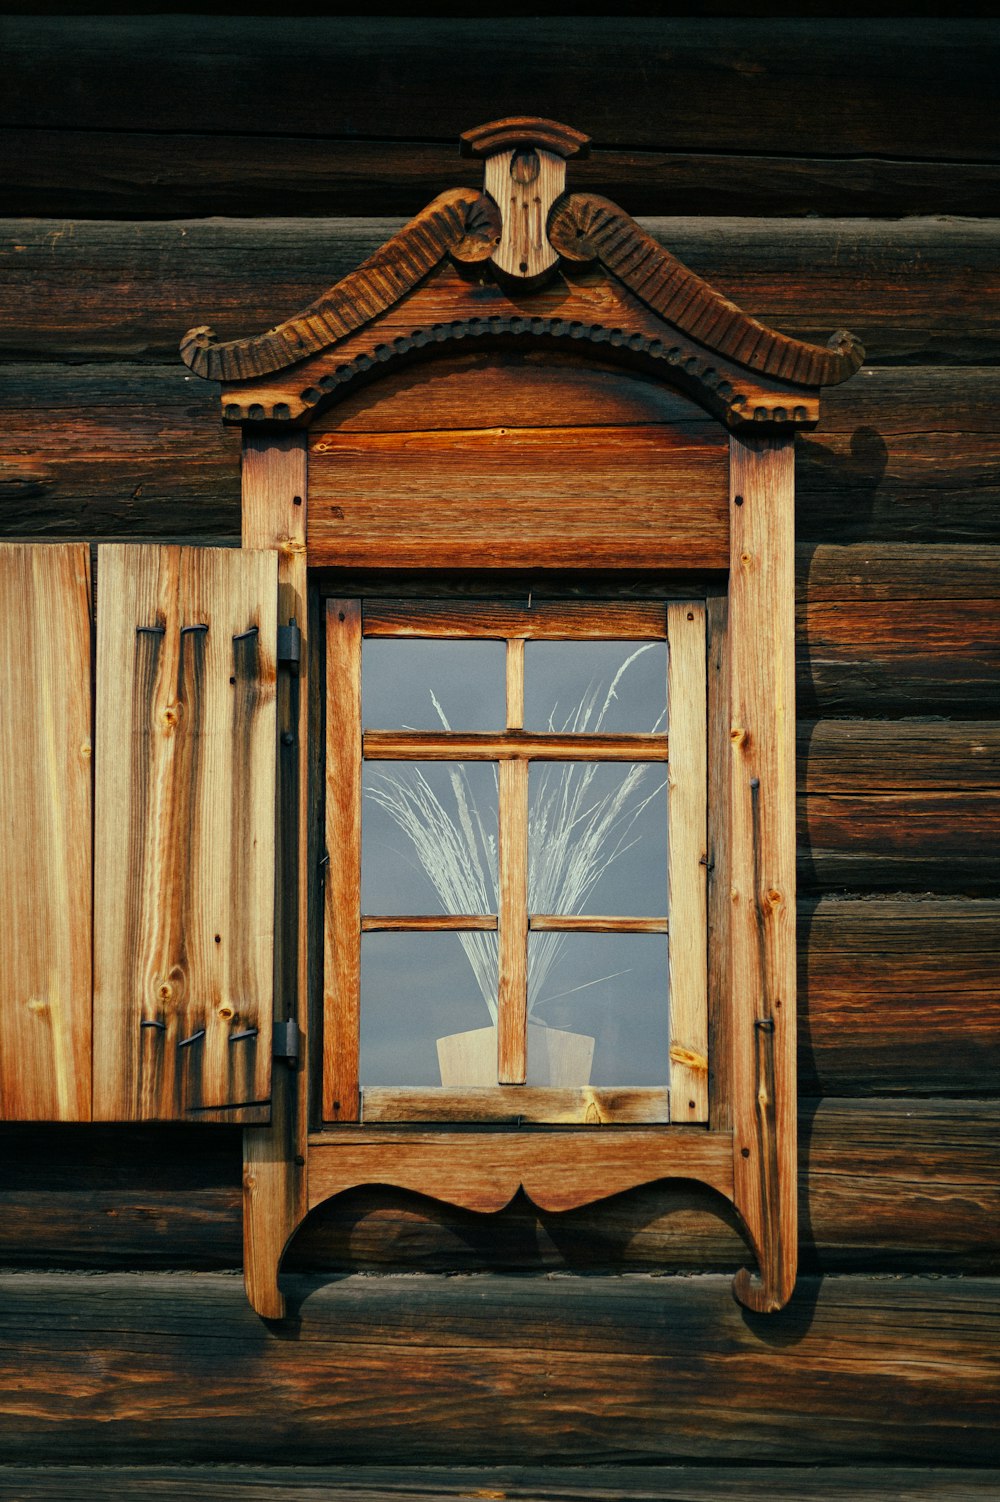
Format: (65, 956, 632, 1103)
(307, 354, 729, 572)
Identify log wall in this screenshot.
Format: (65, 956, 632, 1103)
(0, 13, 997, 1498)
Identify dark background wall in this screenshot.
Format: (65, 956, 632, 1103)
(0, 12, 997, 1500)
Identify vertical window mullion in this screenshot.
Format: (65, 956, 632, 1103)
(497, 756, 529, 1084)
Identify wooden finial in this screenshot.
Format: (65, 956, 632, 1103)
(461, 118, 589, 283)
(460, 116, 591, 160)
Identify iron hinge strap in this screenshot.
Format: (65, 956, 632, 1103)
(277, 621, 301, 672)
(273, 1018, 300, 1066)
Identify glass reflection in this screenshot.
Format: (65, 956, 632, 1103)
(363, 639, 505, 730)
(528, 762, 667, 918)
(362, 761, 498, 917)
(524, 640, 667, 734)
(527, 932, 668, 1086)
(361, 931, 499, 1086)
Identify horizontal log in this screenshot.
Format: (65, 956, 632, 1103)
(0, 1271, 995, 1464)
(1, 1464, 998, 1501)
(801, 897, 998, 1095)
(798, 720, 1000, 792)
(4, 130, 999, 221)
(798, 791, 1000, 893)
(2, 217, 997, 364)
(4, 19, 996, 164)
(3, 362, 1000, 549)
(0, 1094, 996, 1272)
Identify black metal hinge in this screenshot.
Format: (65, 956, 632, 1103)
(273, 1018, 300, 1067)
(277, 621, 301, 673)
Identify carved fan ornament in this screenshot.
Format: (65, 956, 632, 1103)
(182, 118, 864, 1319)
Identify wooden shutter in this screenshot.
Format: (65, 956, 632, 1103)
(93, 545, 278, 1122)
(0, 544, 93, 1121)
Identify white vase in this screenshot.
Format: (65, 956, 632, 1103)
(436, 1023, 594, 1087)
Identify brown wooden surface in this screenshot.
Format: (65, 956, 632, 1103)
(666, 602, 708, 1123)
(1, 1097, 996, 1275)
(323, 600, 362, 1125)
(361, 915, 498, 932)
(498, 758, 529, 1085)
(2, 23, 997, 1471)
(307, 1129, 734, 1213)
(240, 433, 310, 1320)
(6, 362, 1000, 551)
(0, 543, 93, 1122)
(0, 1464, 997, 1502)
(6, 218, 997, 367)
(360, 1087, 672, 1126)
(92, 544, 276, 1123)
(0, 1272, 996, 1465)
(530, 916, 669, 933)
(364, 731, 670, 762)
(3, 18, 997, 229)
(728, 436, 798, 1312)
(364, 597, 666, 640)
(308, 424, 728, 572)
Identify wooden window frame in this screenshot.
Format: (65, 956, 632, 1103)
(323, 596, 707, 1129)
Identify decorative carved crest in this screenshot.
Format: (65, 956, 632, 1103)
(181, 115, 863, 431)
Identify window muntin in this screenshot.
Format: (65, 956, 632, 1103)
(325, 597, 706, 1126)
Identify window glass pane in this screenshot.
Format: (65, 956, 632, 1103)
(524, 641, 667, 734)
(528, 762, 667, 916)
(527, 933, 668, 1086)
(362, 761, 498, 915)
(363, 639, 505, 730)
(361, 931, 499, 1086)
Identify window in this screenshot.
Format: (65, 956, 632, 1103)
(324, 597, 708, 1127)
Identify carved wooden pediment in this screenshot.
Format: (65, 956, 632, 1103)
(181, 116, 863, 430)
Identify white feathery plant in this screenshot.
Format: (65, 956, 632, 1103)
(365, 646, 666, 1029)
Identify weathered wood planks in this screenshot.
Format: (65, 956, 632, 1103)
(3, 217, 997, 365)
(1, 1097, 996, 1274)
(93, 544, 277, 1122)
(1, 18, 989, 160)
(0, 1462, 997, 1500)
(0, 1272, 995, 1464)
(308, 425, 728, 572)
(0, 543, 93, 1121)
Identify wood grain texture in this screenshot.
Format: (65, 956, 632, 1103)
(498, 759, 529, 1085)
(364, 597, 667, 640)
(800, 898, 998, 1098)
(0, 543, 92, 1121)
(4, 18, 996, 162)
(92, 544, 276, 1123)
(4, 217, 996, 366)
(324, 599, 362, 1123)
(361, 915, 497, 932)
(360, 1087, 671, 1126)
(0, 1272, 995, 1465)
(2, 1099, 996, 1274)
(307, 1130, 734, 1214)
(6, 362, 1000, 551)
(308, 424, 728, 571)
(0, 1463, 997, 1501)
(240, 433, 309, 1320)
(799, 790, 1000, 893)
(666, 603, 708, 1123)
(728, 436, 798, 1313)
(530, 916, 669, 933)
(364, 732, 669, 762)
(506, 635, 524, 729)
(7, 127, 1000, 220)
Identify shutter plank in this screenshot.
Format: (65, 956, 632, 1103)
(93, 545, 277, 1121)
(0, 543, 92, 1121)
